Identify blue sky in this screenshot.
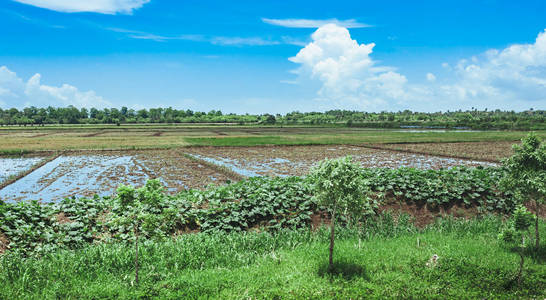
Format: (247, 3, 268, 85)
(1, 0, 545, 113)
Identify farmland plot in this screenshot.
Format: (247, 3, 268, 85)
(186, 145, 498, 177)
(0, 157, 43, 184)
(0, 150, 232, 202)
(370, 141, 515, 162)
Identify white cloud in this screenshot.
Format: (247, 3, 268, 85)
(0, 66, 111, 108)
(426, 73, 436, 82)
(211, 36, 279, 46)
(289, 24, 546, 111)
(443, 29, 546, 104)
(106, 27, 280, 46)
(288, 24, 410, 110)
(13, 0, 149, 14)
(262, 18, 371, 28)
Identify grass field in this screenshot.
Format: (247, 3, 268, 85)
(1, 216, 544, 299)
(1, 125, 544, 153)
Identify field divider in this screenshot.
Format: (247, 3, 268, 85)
(353, 144, 501, 163)
(0, 152, 62, 191)
(182, 153, 246, 181)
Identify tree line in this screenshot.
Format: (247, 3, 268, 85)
(0, 106, 544, 130)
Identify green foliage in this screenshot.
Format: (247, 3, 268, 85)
(364, 166, 515, 211)
(501, 132, 546, 204)
(0, 167, 519, 255)
(499, 205, 535, 243)
(309, 156, 370, 218)
(1, 106, 544, 129)
(0, 217, 544, 299)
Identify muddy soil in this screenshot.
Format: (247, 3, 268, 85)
(0, 232, 8, 254)
(370, 141, 515, 162)
(0, 149, 234, 202)
(186, 145, 498, 177)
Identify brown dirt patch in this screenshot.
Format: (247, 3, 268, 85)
(152, 131, 164, 137)
(80, 131, 106, 138)
(369, 141, 516, 162)
(378, 198, 481, 227)
(212, 131, 227, 136)
(0, 231, 9, 254)
(56, 212, 73, 224)
(311, 211, 330, 229)
(30, 133, 53, 138)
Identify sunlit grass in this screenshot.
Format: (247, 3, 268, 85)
(1, 216, 544, 299)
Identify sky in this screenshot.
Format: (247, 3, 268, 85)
(1, 0, 546, 113)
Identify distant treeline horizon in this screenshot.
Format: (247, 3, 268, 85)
(0, 106, 544, 130)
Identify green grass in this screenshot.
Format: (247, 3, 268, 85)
(1, 215, 544, 299)
(185, 130, 546, 147)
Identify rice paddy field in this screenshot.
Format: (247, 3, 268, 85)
(0, 126, 539, 202)
(0, 126, 540, 202)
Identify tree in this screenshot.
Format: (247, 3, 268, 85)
(501, 133, 545, 248)
(261, 114, 276, 125)
(499, 205, 535, 284)
(114, 179, 165, 286)
(309, 156, 368, 271)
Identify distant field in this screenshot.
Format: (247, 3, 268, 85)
(0, 125, 543, 153)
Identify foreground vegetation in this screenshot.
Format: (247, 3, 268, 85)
(1, 106, 544, 130)
(0, 167, 519, 254)
(1, 216, 544, 299)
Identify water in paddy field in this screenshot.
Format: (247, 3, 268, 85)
(0, 157, 43, 184)
(0, 147, 499, 203)
(187, 154, 290, 177)
(0, 155, 150, 203)
(0, 152, 231, 203)
(186, 146, 499, 177)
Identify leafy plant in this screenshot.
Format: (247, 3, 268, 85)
(498, 205, 536, 284)
(0, 167, 521, 256)
(309, 156, 370, 271)
(501, 132, 545, 248)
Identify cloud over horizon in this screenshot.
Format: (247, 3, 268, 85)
(0, 66, 111, 108)
(12, 0, 150, 14)
(289, 24, 546, 111)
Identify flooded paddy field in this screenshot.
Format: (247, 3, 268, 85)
(0, 157, 44, 184)
(0, 145, 500, 202)
(186, 145, 499, 177)
(0, 150, 233, 202)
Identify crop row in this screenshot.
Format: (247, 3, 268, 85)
(0, 166, 516, 254)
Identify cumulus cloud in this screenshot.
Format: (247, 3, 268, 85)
(289, 24, 546, 111)
(12, 0, 150, 14)
(262, 18, 371, 28)
(443, 30, 546, 104)
(289, 24, 410, 110)
(0, 66, 111, 108)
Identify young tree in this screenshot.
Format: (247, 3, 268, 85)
(115, 179, 165, 286)
(501, 133, 545, 248)
(309, 156, 368, 271)
(499, 205, 535, 284)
